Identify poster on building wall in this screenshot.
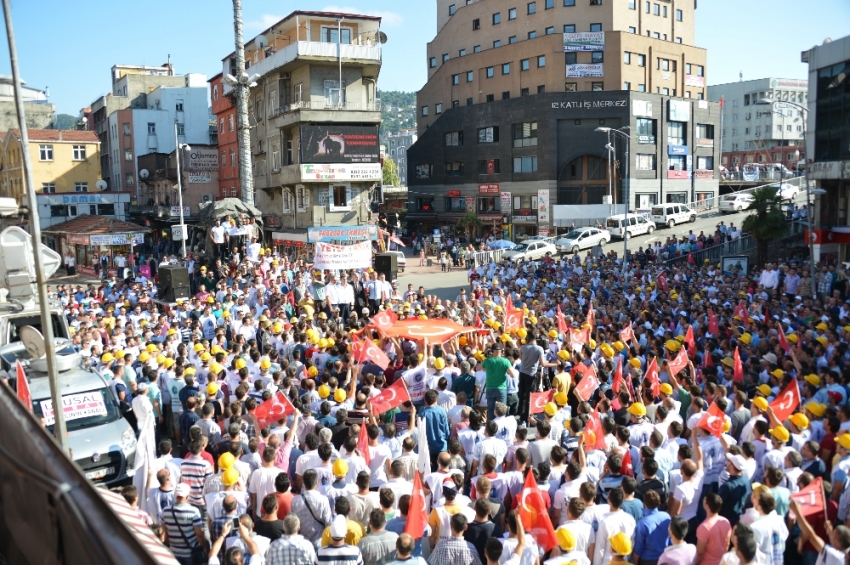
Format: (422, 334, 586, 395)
(186, 149, 219, 171)
(537, 189, 550, 224)
(501, 191, 512, 213)
(313, 240, 372, 270)
(668, 99, 691, 121)
(300, 126, 380, 164)
(189, 173, 211, 183)
(563, 32, 605, 52)
(566, 64, 604, 78)
(300, 163, 381, 182)
(308, 225, 378, 243)
(685, 75, 705, 88)
(632, 100, 653, 117)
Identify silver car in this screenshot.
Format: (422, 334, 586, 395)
(501, 240, 558, 262)
(3, 342, 137, 485)
(554, 227, 611, 254)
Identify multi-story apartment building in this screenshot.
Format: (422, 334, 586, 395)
(387, 129, 417, 186)
(218, 10, 383, 239)
(408, 0, 717, 239)
(708, 77, 807, 171)
(210, 74, 239, 199)
(0, 75, 55, 130)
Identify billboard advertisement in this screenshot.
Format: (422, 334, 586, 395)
(300, 163, 381, 182)
(300, 126, 380, 164)
(668, 99, 691, 122)
(563, 32, 605, 52)
(186, 148, 219, 171)
(538, 189, 550, 224)
(566, 64, 604, 78)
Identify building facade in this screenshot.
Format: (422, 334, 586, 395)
(0, 75, 55, 131)
(707, 77, 807, 171)
(210, 73, 239, 199)
(407, 90, 720, 239)
(803, 35, 850, 264)
(387, 129, 417, 186)
(218, 10, 383, 239)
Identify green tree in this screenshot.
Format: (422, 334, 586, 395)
(54, 114, 79, 130)
(382, 157, 400, 187)
(741, 185, 787, 266)
(457, 212, 482, 238)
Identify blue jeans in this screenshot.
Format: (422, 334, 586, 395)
(486, 388, 507, 421)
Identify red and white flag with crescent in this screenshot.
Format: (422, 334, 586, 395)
(697, 401, 726, 437)
(254, 392, 296, 430)
(369, 378, 411, 415)
(769, 379, 801, 422)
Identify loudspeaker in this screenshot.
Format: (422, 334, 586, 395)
(163, 285, 190, 302)
(159, 265, 190, 288)
(375, 253, 398, 273)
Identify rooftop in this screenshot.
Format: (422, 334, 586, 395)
(7, 129, 100, 143)
(43, 215, 148, 235)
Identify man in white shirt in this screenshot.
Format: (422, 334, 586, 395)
(210, 219, 227, 259)
(758, 264, 779, 291)
(590, 487, 636, 565)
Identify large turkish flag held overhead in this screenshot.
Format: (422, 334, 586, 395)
(254, 392, 296, 430)
(770, 379, 801, 423)
(380, 319, 469, 341)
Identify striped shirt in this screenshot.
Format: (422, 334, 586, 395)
(180, 455, 213, 506)
(161, 503, 203, 558)
(316, 544, 365, 565)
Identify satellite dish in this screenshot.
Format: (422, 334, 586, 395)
(378, 31, 388, 44)
(140, 169, 149, 179)
(256, 34, 268, 49)
(19, 325, 45, 360)
(81, 116, 88, 123)
(96, 179, 108, 191)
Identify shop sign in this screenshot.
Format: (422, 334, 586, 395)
(186, 149, 219, 171)
(478, 184, 500, 194)
(67, 234, 90, 245)
(188, 173, 211, 184)
(697, 138, 714, 147)
(668, 144, 689, 155)
(668, 99, 691, 121)
(809, 160, 850, 180)
(566, 63, 604, 78)
(307, 225, 378, 243)
(632, 100, 653, 117)
(667, 170, 690, 180)
(500, 191, 511, 212)
(300, 163, 381, 182)
(263, 215, 282, 229)
(685, 75, 705, 87)
(694, 170, 714, 179)
(465, 197, 476, 211)
(447, 190, 461, 197)
(513, 215, 538, 222)
(772, 79, 807, 89)
(563, 31, 604, 52)
(479, 214, 502, 222)
(552, 99, 626, 109)
(538, 227, 550, 236)
(538, 189, 550, 224)
(59, 194, 105, 204)
(637, 135, 656, 144)
(90, 233, 144, 246)
(170, 206, 191, 217)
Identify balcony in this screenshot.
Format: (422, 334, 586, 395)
(223, 41, 382, 95)
(272, 99, 382, 129)
(271, 99, 381, 118)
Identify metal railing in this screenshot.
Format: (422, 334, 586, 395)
(721, 170, 802, 182)
(682, 176, 809, 218)
(471, 249, 505, 267)
(271, 99, 381, 118)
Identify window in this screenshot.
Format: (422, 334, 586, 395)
(473, 19, 480, 30)
(624, 82, 631, 90)
(590, 23, 602, 32)
(147, 122, 156, 134)
(653, 3, 660, 15)
(676, 9, 683, 20)
(50, 206, 68, 217)
(697, 65, 704, 77)
(41, 183, 55, 193)
(486, 67, 495, 78)
(546, 26, 554, 34)
(478, 159, 501, 174)
(538, 55, 546, 67)
(697, 156, 714, 170)
(638, 84, 646, 92)
(417, 197, 434, 211)
(637, 54, 646, 67)
(486, 94, 495, 102)
(528, 30, 537, 39)
(229, 115, 234, 131)
(72, 145, 86, 160)
(331, 185, 350, 209)
(478, 127, 499, 142)
(493, 12, 501, 24)
(624, 52, 631, 64)
(732, 129, 738, 136)
(636, 118, 656, 141)
(97, 203, 116, 216)
(125, 149, 133, 161)
(521, 87, 530, 96)
(459, 49, 466, 57)
(538, 85, 546, 93)
(429, 57, 437, 68)
(565, 82, 578, 92)
(733, 114, 739, 121)
(528, 2, 536, 14)
(435, 103, 443, 114)
(663, 6, 667, 17)
(74, 183, 88, 193)
(123, 123, 130, 135)
(629, 0, 636, 7)
(474, 45, 481, 53)
(176, 123, 185, 136)
(513, 195, 538, 210)
(445, 131, 463, 146)
(564, 0, 575, 5)
(592, 82, 604, 91)
(445, 161, 464, 176)
(176, 101, 184, 112)
(566, 53, 577, 64)
(502, 91, 511, 100)
(662, 88, 669, 95)
(509, 7, 517, 19)
(449, 4, 456, 15)
(546, 0, 555, 8)
(668, 121, 686, 145)
(629, 26, 636, 33)
(321, 27, 351, 44)
(513, 122, 538, 147)
(221, 151, 226, 168)
(668, 155, 686, 170)
(509, 36, 517, 44)
(697, 92, 704, 100)
(422, 106, 429, 116)
(452, 100, 460, 108)
(645, 0, 650, 12)
(636, 154, 656, 170)
(513, 156, 538, 173)
(478, 196, 501, 212)
(592, 51, 603, 63)
(696, 124, 714, 140)
(521, 59, 530, 71)
(445, 197, 466, 211)
(685, 63, 692, 74)
(414, 165, 433, 180)
(442, 53, 449, 63)
(219, 118, 224, 133)
(452, 74, 460, 85)
(494, 40, 502, 48)
(467, 71, 474, 82)
(564, 24, 576, 33)
(39, 145, 53, 161)
(653, 32, 660, 39)
(213, 85, 219, 100)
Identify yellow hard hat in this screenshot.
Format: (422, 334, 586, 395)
(610, 532, 632, 556)
(629, 358, 641, 368)
(557, 350, 570, 361)
(184, 367, 196, 375)
(556, 528, 576, 551)
(333, 459, 349, 477)
(307, 366, 319, 377)
(138, 352, 150, 362)
(549, 329, 559, 339)
(194, 343, 205, 352)
(434, 357, 446, 370)
(334, 389, 347, 403)
(235, 358, 247, 370)
(554, 391, 569, 405)
(627, 402, 647, 417)
(260, 358, 271, 370)
(146, 344, 158, 353)
(201, 352, 212, 362)
(544, 402, 558, 416)
(101, 353, 114, 363)
(222, 468, 240, 486)
(318, 385, 331, 398)
(207, 382, 220, 396)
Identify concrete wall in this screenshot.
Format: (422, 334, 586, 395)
(0, 101, 54, 131)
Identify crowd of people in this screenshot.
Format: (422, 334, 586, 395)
(39, 218, 850, 565)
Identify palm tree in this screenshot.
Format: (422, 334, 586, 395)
(457, 211, 483, 239)
(741, 185, 787, 266)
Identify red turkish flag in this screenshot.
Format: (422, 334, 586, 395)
(587, 300, 595, 328)
(357, 419, 372, 466)
(733, 346, 744, 382)
(684, 326, 696, 357)
(619, 321, 635, 344)
(475, 314, 485, 329)
(735, 300, 750, 325)
(254, 391, 296, 430)
(646, 357, 660, 397)
(656, 271, 668, 292)
(404, 470, 428, 538)
(586, 409, 608, 451)
(518, 464, 558, 552)
(778, 324, 791, 355)
(622, 447, 634, 477)
(370, 310, 399, 333)
(530, 390, 555, 415)
(790, 477, 826, 517)
(612, 357, 625, 396)
(369, 378, 411, 415)
(708, 309, 719, 336)
(504, 309, 525, 333)
(667, 348, 689, 377)
(687, 252, 695, 265)
(570, 327, 590, 351)
(697, 401, 726, 437)
(351, 335, 391, 370)
(15, 361, 31, 412)
(770, 379, 801, 422)
(574, 370, 599, 402)
(556, 305, 569, 335)
(505, 295, 514, 313)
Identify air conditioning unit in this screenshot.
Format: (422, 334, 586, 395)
(281, 72, 291, 80)
(754, 133, 760, 137)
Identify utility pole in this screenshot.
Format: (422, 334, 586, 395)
(232, 0, 254, 205)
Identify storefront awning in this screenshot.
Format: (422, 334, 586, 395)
(272, 230, 308, 243)
(44, 215, 149, 245)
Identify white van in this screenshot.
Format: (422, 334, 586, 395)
(606, 214, 655, 239)
(650, 203, 696, 228)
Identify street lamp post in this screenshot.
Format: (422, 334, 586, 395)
(755, 98, 812, 264)
(596, 126, 631, 280)
(173, 121, 189, 257)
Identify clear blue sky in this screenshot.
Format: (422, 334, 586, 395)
(0, 0, 848, 116)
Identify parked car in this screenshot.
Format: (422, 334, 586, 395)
(719, 193, 755, 213)
(554, 227, 611, 254)
(501, 240, 558, 262)
(605, 214, 654, 239)
(770, 183, 799, 200)
(650, 203, 696, 228)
